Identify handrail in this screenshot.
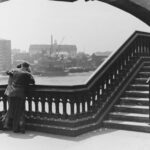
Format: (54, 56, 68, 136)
(86, 31, 150, 86)
(24, 31, 150, 91)
(0, 31, 147, 93)
(23, 31, 150, 92)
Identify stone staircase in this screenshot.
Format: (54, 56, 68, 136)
(103, 62, 150, 132)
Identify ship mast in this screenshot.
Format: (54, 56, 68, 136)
(49, 35, 53, 56)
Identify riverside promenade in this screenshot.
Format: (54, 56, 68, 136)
(1, 129, 150, 150)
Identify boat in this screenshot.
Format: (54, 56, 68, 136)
(32, 56, 69, 76)
(32, 67, 69, 76)
(67, 67, 91, 73)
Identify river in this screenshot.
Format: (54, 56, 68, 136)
(0, 71, 94, 86)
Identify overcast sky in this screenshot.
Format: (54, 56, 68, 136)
(0, 0, 150, 54)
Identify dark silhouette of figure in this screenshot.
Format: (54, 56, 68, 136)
(3, 62, 35, 133)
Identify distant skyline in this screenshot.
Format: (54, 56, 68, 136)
(0, 0, 150, 54)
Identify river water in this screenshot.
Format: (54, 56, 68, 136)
(0, 71, 94, 86)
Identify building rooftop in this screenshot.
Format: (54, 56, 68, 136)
(0, 38, 10, 41)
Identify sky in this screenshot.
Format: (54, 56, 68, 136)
(0, 0, 150, 54)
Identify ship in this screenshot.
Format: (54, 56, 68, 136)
(32, 55, 69, 76)
(31, 35, 70, 76)
(32, 35, 72, 76)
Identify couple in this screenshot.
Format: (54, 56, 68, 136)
(3, 62, 35, 133)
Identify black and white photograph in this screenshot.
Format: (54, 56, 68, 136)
(0, 0, 150, 150)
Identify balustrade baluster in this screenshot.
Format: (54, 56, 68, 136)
(48, 100, 52, 114)
(105, 74, 110, 91)
(3, 97, 7, 112)
(142, 38, 146, 55)
(145, 39, 148, 55)
(133, 40, 137, 55)
(41, 100, 45, 113)
(146, 39, 150, 55)
(85, 91, 91, 113)
(142, 39, 146, 55)
(82, 98, 85, 114)
(112, 65, 119, 87)
(127, 51, 131, 65)
(62, 99, 67, 116)
(106, 74, 112, 95)
(96, 86, 101, 107)
(132, 41, 138, 60)
(147, 39, 150, 56)
(87, 100, 91, 112)
(143, 38, 146, 54)
(110, 68, 116, 88)
(137, 39, 140, 56)
(35, 100, 38, 112)
(91, 91, 97, 112)
(140, 38, 144, 55)
(70, 100, 75, 116)
(28, 99, 32, 112)
(76, 100, 80, 115)
(145, 38, 148, 55)
(0, 98, 2, 111)
(101, 80, 107, 102)
(55, 98, 59, 115)
(117, 60, 124, 81)
(124, 52, 131, 69)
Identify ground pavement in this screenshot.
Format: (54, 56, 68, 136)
(1, 128, 150, 150)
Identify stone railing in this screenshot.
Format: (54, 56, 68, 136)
(0, 31, 150, 136)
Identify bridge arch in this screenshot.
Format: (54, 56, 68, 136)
(1, 0, 150, 26)
(98, 0, 150, 26)
(49, 0, 150, 26)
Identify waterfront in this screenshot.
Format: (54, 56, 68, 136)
(0, 72, 93, 86)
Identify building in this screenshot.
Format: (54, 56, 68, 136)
(29, 44, 77, 58)
(0, 39, 11, 71)
(12, 48, 21, 55)
(29, 44, 50, 55)
(91, 51, 111, 68)
(12, 52, 31, 68)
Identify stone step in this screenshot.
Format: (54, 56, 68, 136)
(109, 112, 149, 123)
(129, 84, 149, 90)
(120, 97, 149, 105)
(26, 120, 98, 137)
(103, 120, 150, 133)
(103, 61, 150, 133)
(114, 104, 149, 114)
(120, 97, 149, 101)
(141, 66, 150, 72)
(143, 62, 150, 66)
(137, 72, 150, 78)
(125, 90, 149, 98)
(133, 78, 148, 84)
(25, 113, 95, 128)
(120, 97, 149, 106)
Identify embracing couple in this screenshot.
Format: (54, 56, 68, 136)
(2, 61, 35, 133)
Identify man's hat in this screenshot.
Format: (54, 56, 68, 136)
(21, 62, 30, 68)
(16, 64, 21, 68)
(17, 61, 30, 68)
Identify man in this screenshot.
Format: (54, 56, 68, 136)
(3, 62, 35, 133)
